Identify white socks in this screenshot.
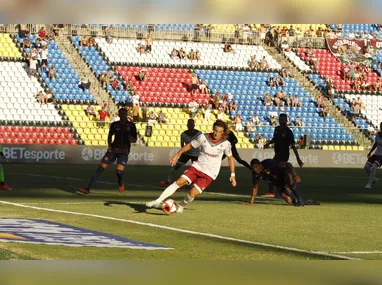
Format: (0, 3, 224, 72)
(155, 182, 180, 203)
(180, 193, 194, 207)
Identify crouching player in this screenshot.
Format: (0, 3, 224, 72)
(249, 158, 319, 206)
(364, 122, 382, 189)
(146, 120, 236, 213)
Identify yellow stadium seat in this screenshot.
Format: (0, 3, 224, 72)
(147, 141, 155, 147)
(340, 146, 346, 151)
(322, 145, 329, 150)
(346, 146, 353, 151)
(358, 146, 365, 151)
(334, 146, 340, 150)
(328, 146, 334, 150)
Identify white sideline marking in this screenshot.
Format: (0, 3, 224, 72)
(11, 173, 278, 201)
(334, 251, 382, 254)
(0, 200, 359, 260)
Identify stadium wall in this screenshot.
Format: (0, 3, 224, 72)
(1, 145, 369, 168)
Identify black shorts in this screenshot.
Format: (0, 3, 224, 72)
(41, 59, 48, 66)
(145, 45, 152, 52)
(178, 153, 198, 164)
(101, 152, 129, 166)
(366, 155, 382, 168)
(274, 153, 289, 162)
(192, 84, 198, 90)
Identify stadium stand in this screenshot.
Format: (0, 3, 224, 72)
(0, 33, 22, 58)
(95, 38, 281, 69)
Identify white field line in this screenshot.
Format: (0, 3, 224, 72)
(0, 199, 359, 260)
(10, 173, 280, 201)
(334, 251, 382, 254)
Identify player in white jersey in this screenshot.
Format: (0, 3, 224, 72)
(364, 122, 382, 189)
(160, 119, 202, 185)
(146, 120, 237, 213)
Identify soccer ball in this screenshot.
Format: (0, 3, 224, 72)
(162, 199, 177, 214)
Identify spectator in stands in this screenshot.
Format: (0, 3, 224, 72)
(132, 92, 140, 106)
(299, 136, 305, 149)
(178, 48, 186, 59)
(249, 56, 258, 70)
(29, 54, 38, 79)
(136, 43, 145, 55)
(78, 77, 91, 91)
(131, 103, 140, 122)
(280, 41, 290, 55)
(18, 24, 29, 39)
(45, 90, 55, 104)
(259, 56, 269, 69)
(317, 95, 326, 108)
(145, 36, 152, 54)
(100, 72, 111, 88)
(38, 26, 47, 39)
(264, 92, 273, 106)
(22, 37, 31, 50)
(205, 24, 214, 40)
(320, 106, 329, 118)
(275, 75, 285, 87)
(196, 50, 201, 61)
(217, 107, 224, 120)
(256, 134, 265, 149)
(88, 36, 96, 48)
(224, 43, 235, 54)
(260, 24, 267, 46)
(39, 45, 49, 72)
(269, 114, 278, 126)
(188, 100, 200, 118)
(199, 80, 208, 94)
(98, 107, 109, 128)
(80, 36, 89, 47)
(295, 117, 305, 127)
(140, 103, 147, 122)
(138, 68, 147, 82)
(157, 111, 167, 124)
(228, 99, 237, 113)
(373, 78, 381, 92)
(251, 113, 261, 126)
(148, 111, 157, 125)
(268, 76, 276, 87)
(284, 94, 292, 107)
(191, 73, 199, 96)
(148, 24, 155, 34)
(204, 104, 212, 121)
(36, 91, 45, 105)
(293, 95, 302, 107)
(106, 25, 114, 44)
(111, 78, 122, 91)
(279, 101, 286, 112)
(170, 48, 178, 59)
(85, 104, 97, 120)
(188, 49, 196, 61)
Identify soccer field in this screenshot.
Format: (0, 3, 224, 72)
(0, 164, 381, 260)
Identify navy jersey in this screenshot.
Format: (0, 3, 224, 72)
(108, 121, 137, 154)
(252, 159, 286, 186)
(272, 126, 294, 161)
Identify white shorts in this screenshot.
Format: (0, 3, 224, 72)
(260, 33, 266, 40)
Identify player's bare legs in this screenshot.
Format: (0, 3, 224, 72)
(146, 176, 188, 208)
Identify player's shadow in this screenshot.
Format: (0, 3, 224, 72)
(103, 201, 168, 215)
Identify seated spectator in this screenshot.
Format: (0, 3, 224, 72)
(245, 120, 254, 133)
(204, 104, 212, 121)
(78, 77, 91, 91)
(106, 26, 114, 44)
(317, 95, 326, 108)
(189, 100, 200, 118)
(88, 36, 96, 47)
(22, 37, 31, 49)
(145, 36, 152, 54)
(138, 68, 147, 82)
(217, 107, 225, 120)
(264, 92, 273, 106)
(196, 50, 201, 61)
(136, 43, 145, 54)
(270, 114, 278, 126)
(224, 43, 235, 53)
(275, 75, 285, 87)
(268, 76, 276, 87)
(80, 36, 89, 47)
(98, 107, 109, 128)
(286, 94, 293, 107)
(256, 134, 265, 149)
(100, 72, 111, 88)
(199, 80, 208, 94)
(48, 66, 58, 79)
(320, 106, 329, 118)
(38, 26, 47, 39)
(148, 111, 157, 125)
(274, 92, 281, 107)
(373, 79, 381, 92)
(280, 101, 286, 111)
(85, 104, 97, 119)
(178, 48, 186, 59)
(361, 80, 371, 90)
(280, 41, 290, 54)
(36, 91, 46, 105)
(228, 99, 237, 113)
(295, 117, 305, 127)
(170, 48, 179, 59)
(157, 111, 167, 124)
(235, 114, 243, 131)
(293, 95, 302, 107)
(251, 113, 261, 126)
(132, 92, 140, 105)
(249, 56, 258, 70)
(188, 49, 196, 61)
(259, 56, 269, 69)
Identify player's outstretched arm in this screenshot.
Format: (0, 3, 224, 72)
(227, 155, 236, 187)
(250, 185, 258, 204)
(291, 143, 304, 167)
(128, 123, 138, 143)
(170, 143, 192, 166)
(367, 142, 377, 158)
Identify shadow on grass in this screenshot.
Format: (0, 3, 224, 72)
(103, 201, 168, 216)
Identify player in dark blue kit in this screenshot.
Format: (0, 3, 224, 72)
(249, 158, 319, 206)
(222, 130, 252, 170)
(262, 113, 304, 198)
(78, 108, 137, 195)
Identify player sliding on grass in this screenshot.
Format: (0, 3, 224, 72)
(79, 108, 137, 195)
(249, 158, 319, 206)
(146, 119, 236, 213)
(0, 145, 12, 190)
(160, 119, 202, 185)
(364, 122, 382, 189)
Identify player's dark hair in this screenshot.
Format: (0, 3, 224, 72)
(187, 118, 195, 123)
(213, 119, 229, 135)
(250, 158, 261, 167)
(118, 108, 127, 113)
(279, 113, 287, 119)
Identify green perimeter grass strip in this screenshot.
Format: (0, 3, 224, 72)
(0, 200, 360, 260)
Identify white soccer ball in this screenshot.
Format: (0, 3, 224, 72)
(162, 199, 177, 214)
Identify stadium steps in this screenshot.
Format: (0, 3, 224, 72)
(264, 45, 372, 149)
(56, 35, 118, 115)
